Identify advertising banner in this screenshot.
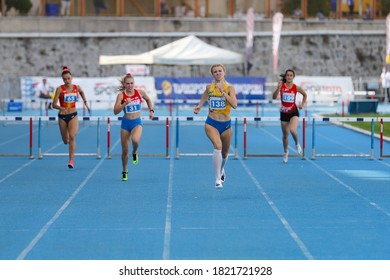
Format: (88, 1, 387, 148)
(294, 76, 354, 103)
(21, 76, 157, 110)
(154, 76, 266, 105)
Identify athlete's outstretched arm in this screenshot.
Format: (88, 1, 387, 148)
(224, 85, 238, 109)
(193, 85, 210, 114)
(272, 81, 283, 99)
(296, 85, 308, 109)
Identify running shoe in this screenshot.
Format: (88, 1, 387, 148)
(282, 152, 288, 164)
(296, 144, 303, 155)
(215, 180, 223, 189)
(220, 170, 226, 183)
(68, 160, 74, 168)
(132, 153, 138, 165)
(122, 171, 128, 181)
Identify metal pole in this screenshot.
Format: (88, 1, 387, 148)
(380, 118, 384, 159)
(175, 117, 179, 159)
(107, 117, 111, 158)
(97, 118, 101, 159)
(156, 0, 160, 17)
(311, 118, 316, 160)
(301, 0, 307, 20)
(1, 0, 5, 16)
(234, 118, 238, 159)
(243, 117, 247, 159)
(267, 0, 271, 18)
(230, 0, 235, 17)
(166, 117, 170, 159)
(80, 0, 85, 16)
(29, 117, 34, 159)
(370, 118, 374, 160)
(41, 0, 46, 16)
(194, 0, 198, 17)
(337, 0, 343, 19)
(38, 117, 43, 159)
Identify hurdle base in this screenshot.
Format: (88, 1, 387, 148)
(379, 155, 390, 160)
(0, 154, 34, 159)
(244, 154, 305, 160)
(176, 153, 236, 159)
(107, 153, 169, 159)
(39, 153, 101, 159)
(311, 153, 372, 160)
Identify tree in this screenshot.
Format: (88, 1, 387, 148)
(6, 0, 32, 15)
(282, 0, 330, 18)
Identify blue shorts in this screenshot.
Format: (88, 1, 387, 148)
(121, 117, 142, 132)
(205, 116, 231, 135)
(58, 112, 77, 124)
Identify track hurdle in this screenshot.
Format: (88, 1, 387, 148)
(243, 117, 306, 160)
(38, 116, 101, 159)
(0, 116, 34, 159)
(379, 118, 390, 160)
(107, 116, 170, 159)
(311, 117, 374, 160)
(175, 116, 238, 159)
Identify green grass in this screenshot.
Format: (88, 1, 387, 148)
(323, 114, 390, 138)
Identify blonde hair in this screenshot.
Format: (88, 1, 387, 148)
(210, 64, 226, 75)
(118, 72, 134, 91)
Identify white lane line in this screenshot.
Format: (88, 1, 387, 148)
(0, 126, 89, 185)
(0, 130, 37, 146)
(16, 138, 121, 260)
(237, 154, 315, 260)
(0, 159, 37, 185)
(162, 123, 175, 260)
(264, 126, 390, 217)
(308, 159, 390, 218)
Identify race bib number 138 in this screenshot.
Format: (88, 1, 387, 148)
(209, 97, 226, 110)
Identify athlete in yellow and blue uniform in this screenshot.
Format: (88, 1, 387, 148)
(194, 64, 238, 189)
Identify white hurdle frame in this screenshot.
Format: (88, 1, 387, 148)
(38, 116, 101, 159)
(0, 116, 35, 159)
(379, 117, 390, 160)
(243, 116, 306, 160)
(311, 117, 374, 160)
(175, 116, 238, 159)
(106, 116, 170, 159)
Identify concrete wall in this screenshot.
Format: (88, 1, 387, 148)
(0, 17, 386, 99)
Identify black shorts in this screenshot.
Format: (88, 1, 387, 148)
(280, 109, 299, 122)
(58, 112, 78, 124)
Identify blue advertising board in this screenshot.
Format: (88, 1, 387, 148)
(155, 76, 266, 104)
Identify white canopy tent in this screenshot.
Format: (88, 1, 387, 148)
(99, 35, 244, 66)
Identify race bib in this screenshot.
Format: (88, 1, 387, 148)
(209, 97, 226, 110)
(282, 93, 295, 103)
(124, 103, 141, 114)
(64, 93, 78, 103)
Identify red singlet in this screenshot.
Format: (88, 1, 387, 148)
(121, 89, 143, 114)
(280, 83, 298, 113)
(59, 84, 79, 108)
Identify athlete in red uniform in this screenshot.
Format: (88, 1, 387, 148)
(273, 69, 307, 163)
(113, 73, 154, 181)
(52, 66, 90, 168)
